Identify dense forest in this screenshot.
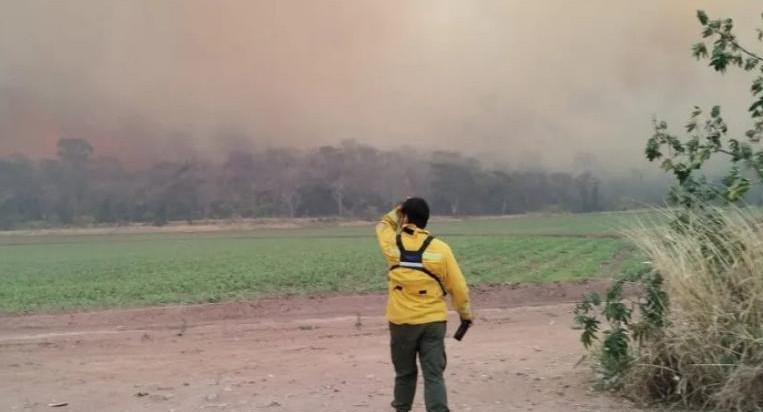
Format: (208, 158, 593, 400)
(0, 138, 670, 229)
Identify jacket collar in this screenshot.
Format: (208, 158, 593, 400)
(402, 223, 429, 235)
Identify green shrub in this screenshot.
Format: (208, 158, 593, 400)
(576, 207, 763, 410)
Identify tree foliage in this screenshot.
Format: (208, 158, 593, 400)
(0, 140, 648, 229)
(646, 11, 763, 207)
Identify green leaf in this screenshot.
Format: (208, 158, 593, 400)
(697, 10, 709, 26)
(711, 105, 721, 118)
(711, 53, 730, 72)
(729, 139, 741, 160)
(748, 129, 761, 142)
(580, 317, 600, 349)
(723, 18, 734, 33)
(724, 176, 751, 202)
(749, 98, 763, 114)
(589, 292, 602, 306)
(745, 58, 759, 71)
(740, 143, 753, 160)
(692, 43, 708, 60)
(645, 138, 662, 161)
(669, 137, 685, 153)
(606, 280, 624, 302)
(752, 78, 763, 96)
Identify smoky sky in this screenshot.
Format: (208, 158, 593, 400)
(0, 1, 760, 170)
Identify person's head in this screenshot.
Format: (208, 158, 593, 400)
(401, 197, 430, 229)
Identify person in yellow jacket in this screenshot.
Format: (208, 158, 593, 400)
(376, 197, 473, 412)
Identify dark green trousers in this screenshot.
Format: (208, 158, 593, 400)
(389, 321, 449, 412)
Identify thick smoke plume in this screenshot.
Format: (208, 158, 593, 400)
(0, 1, 759, 169)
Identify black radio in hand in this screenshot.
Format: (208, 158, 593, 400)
(453, 320, 472, 341)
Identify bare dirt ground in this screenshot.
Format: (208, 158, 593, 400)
(0, 281, 643, 412)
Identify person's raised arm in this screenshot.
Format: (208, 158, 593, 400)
(376, 206, 401, 265)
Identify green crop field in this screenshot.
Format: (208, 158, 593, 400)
(0, 212, 652, 313)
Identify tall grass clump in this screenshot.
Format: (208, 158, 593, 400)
(575, 206, 763, 411)
(627, 207, 763, 410)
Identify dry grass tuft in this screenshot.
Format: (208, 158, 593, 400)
(623, 207, 763, 411)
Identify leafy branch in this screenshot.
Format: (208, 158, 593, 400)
(574, 274, 668, 388)
(694, 11, 763, 69)
(647, 11, 763, 207)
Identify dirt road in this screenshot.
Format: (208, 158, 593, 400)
(0, 282, 641, 412)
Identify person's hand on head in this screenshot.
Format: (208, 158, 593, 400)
(397, 197, 413, 224)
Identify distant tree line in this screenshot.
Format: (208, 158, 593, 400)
(0, 138, 669, 229)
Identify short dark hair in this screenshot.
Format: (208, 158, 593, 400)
(401, 197, 430, 229)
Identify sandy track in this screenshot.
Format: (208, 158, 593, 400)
(0, 282, 642, 412)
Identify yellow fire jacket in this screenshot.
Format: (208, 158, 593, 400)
(376, 208, 473, 325)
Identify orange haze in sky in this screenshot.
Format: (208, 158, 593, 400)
(0, 1, 760, 169)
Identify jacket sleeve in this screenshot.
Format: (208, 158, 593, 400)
(443, 245, 473, 320)
(376, 207, 400, 266)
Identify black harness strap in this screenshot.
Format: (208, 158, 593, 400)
(417, 235, 435, 253)
(395, 232, 406, 255)
(389, 233, 447, 296)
